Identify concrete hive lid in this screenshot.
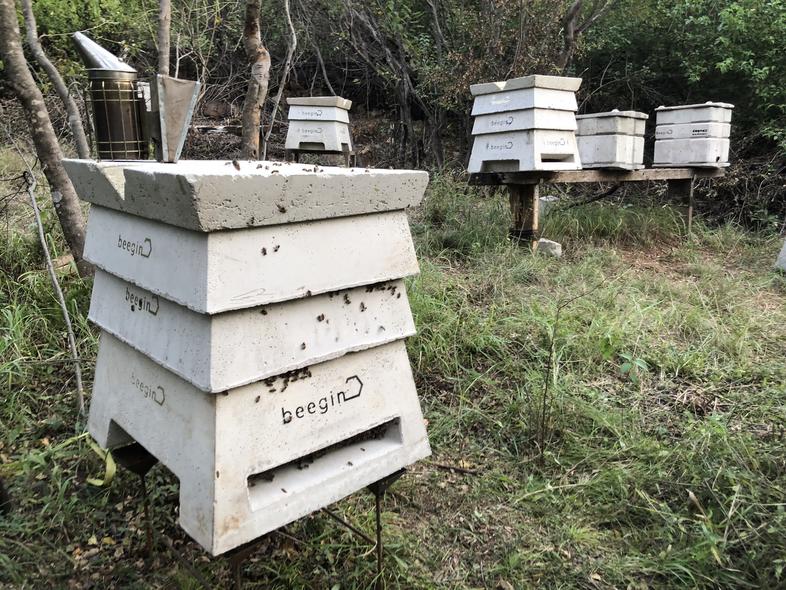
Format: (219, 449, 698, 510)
(63, 159, 427, 232)
(470, 74, 582, 96)
(286, 96, 352, 109)
(576, 109, 648, 120)
(655, 101, 734, 111)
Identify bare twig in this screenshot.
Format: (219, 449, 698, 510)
(7, 134, 85, 423)
(262, 0, 297, 160)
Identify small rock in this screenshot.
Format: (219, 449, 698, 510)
(537, 238, 562, 258)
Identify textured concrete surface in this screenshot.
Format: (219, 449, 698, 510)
(284, 120, 352, 151)
(470, 74, 581, 95)
(655, 102, 734, 125)
(89, 269, 416, 392)
(83, 206, 420, 313)
(63, 159, 427, 231)
(575, 110, 648, 136)
(89, 332, 431, 555)
(653, 137, 730, 167)
(287, 96, 352, 109)
(577, 135, 645, 170)
(468, 129, 581, 172)
(472, 108, 577, 134)
(471, 87, 578, 117)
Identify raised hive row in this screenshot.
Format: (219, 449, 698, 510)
(64, 159, 432, 556)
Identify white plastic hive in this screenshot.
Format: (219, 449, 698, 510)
(653, 102, 734, 167)
(575, 110, 647, 170)
(285, 96, 353, 152)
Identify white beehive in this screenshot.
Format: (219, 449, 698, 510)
(64, 159, 432, 555)
(653, 102, 734, 167)
(285, 96, 353, 153)
(776, 241, 786, 272)
(467, 75, 582, 172)
(576, 110, 648, 170)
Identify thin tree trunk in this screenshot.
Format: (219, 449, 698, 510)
(240, 0, 271, 160)
(262, 0, 297, 160)
(20, 0, 90, 159)
(0, 0, 91, 277)
(158, 0, 172, 76)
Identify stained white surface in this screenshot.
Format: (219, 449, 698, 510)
(84, 206, 420, 314)
(89, 333, 431, 555)
(89, 270, 415, 392)
(288, 105, 350, 123)
(575, 111, 648, 136)
(577, 135, 645, 170)
(653, 138, 730, 167)
(472, 108, 577, 134)
(655, 122, 731, 140)
(655, 102, 734, 125)
(284, 120, 352, 151)
(63, 159, 427, 231)
(468, 129, 581, 172)
(287, 96, 352, 109)
(470, 74, 581, 96)
(471, 87, 578, 116)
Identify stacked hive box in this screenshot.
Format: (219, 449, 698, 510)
(777, 241, 786, 272)
(653, 102, 734, 167)
(575, 110, 648, 170)
(467, 75, 582, 173)
(63, 159, 431, 556)
(285, 96, 353, 153)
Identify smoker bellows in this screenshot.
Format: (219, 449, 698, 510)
(64, 159, 431, 556)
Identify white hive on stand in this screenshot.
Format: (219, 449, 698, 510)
(776, 240, 786, 272)
(575, 110, 648, 170)
(467, 75, 582, 172)
(63, 159, 431, 556)
(653, 102, 734, 167)
(285, 96, 353, 154)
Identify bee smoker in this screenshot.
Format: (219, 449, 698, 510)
(73, 32, 199, 163)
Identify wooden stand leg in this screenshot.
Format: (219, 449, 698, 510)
(508, 184, 540, 251)
(667, 178, 695, 237)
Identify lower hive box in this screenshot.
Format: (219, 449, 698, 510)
(284, 120, 352, 152)
(467, 128, 581, 172)
(84, 206, 419, 314)
(653, 137, 730, 168)
(89, 270, 416, 392)
(89, 332, 431, 555)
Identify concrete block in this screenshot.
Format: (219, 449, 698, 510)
(537, 238, 562, 257)
(577, 134, 645, 170)
(776, 240, 786, 272)
(89, 332, 431, 555)
(471, 88, 578, 116)
(655, 102, 734, 125)
(89, 269, 415, 393)
(468, 129, 581, 172)
(287, 96, 352, 110)
(471, 108, 577, 134)
(288, 105, 349, 124)
(655, 122, 731, 140)
(653, 137, 730, 168)
(62, 159, 428, 232)
(84, 206, 419, 314)
(285, 120, 352, 152)
(575, 110, 648, 136)
(470, 74, 582, 95)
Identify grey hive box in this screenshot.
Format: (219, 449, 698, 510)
(576, 110, 648, 170)
(653, 102, 734, 168)
(285, 96, 353, 153)
(65, 159, 432, 555)
(467, 75, 583, 173)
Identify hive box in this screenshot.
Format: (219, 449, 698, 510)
(285, 96, 353, 152)
(576, 110, 648, 170)
(62, 159, 428, 232)
(90, 333, 430, 555)
(653, 102, 734, 167)
(90, 269, 415, 392)
(468, 75, 582, 172)
(83, 205, 419, 314)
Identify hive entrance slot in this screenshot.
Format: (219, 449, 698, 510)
(298, 142, 327, 151)
(246, 418, 402, 511)
(540, 155, 574, 163)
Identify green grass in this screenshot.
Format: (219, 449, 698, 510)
(2, 171, 786, 588)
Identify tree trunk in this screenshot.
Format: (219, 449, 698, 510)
(158, 0, 172, 75)
(240, 0, 271, 160)
(20, 0, 90, 159)
(0, 0, 91, 277)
